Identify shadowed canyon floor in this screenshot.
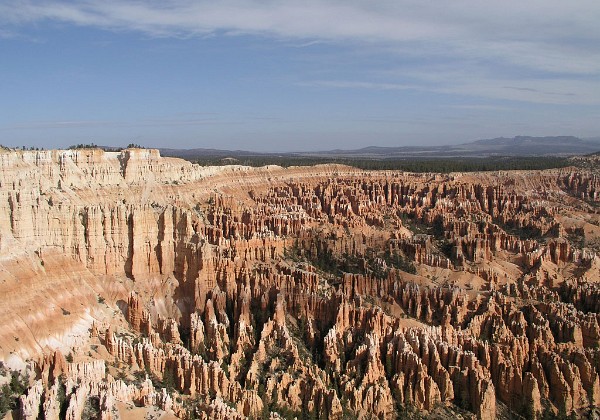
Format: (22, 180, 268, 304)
(0, 148, 599, 419)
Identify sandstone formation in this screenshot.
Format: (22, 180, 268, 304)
(0, 148, 598, 419)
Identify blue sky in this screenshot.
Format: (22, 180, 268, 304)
(0, 1, 599, 151)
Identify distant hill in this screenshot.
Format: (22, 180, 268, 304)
(160, 147, 268, 158)
(462, 136, 599, 155)
(306, 136, 600, 158)
(160, 135, 600, 160)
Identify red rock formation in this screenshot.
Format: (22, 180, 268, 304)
(1, 149, 598, 419)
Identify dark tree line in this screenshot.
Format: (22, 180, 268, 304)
(187, 155, 572, 173)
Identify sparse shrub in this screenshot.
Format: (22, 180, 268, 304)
(0, 384, 13, 417)
(163, 369, 176, 394)
(68, 143, 99, 150)
(0, 370, 30, 417)
(81, 397, 100, 420)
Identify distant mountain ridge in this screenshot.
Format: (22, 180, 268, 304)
(471, 135, 582, 146)
(160, 136, 600, 159)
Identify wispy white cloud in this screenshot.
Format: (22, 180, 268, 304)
(299, 80, 418, 91)
(289, 40, 325, 48)
(0, 114, 267, 131)
(0, 27, 16, 38)
(301, 75, 600, 105)
(2, 1, 599, 66)
(502, 86, 576, 97)
(0, 118, 218, 131)
(1, 0, 599, 104)
(0, 120, 120, 130)
(448, 104, 513, 112)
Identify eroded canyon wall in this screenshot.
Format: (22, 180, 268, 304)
(0, 148, 598, 419)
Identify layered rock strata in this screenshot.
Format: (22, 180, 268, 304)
(0, 148, 598, 419)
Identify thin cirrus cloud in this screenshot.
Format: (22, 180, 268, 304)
(303, 77, 598, 106)
(0, 116, 231, 131)
(2, 1, 599, 68)
(1, 0, 599, 107)
(300, 80, 418, 91)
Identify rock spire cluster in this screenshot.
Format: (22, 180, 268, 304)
(0, 148, 598, 419)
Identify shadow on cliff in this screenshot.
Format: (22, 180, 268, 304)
(116, 299, 128, 318)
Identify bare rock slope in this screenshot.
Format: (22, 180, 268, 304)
(0, 148, 599, 419)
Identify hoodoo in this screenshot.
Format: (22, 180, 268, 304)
(0, 148, 598, 419)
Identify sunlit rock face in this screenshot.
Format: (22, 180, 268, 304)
(0, 148, 598, 419)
